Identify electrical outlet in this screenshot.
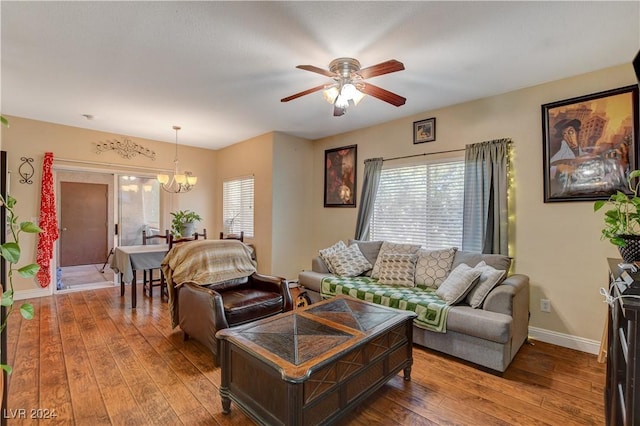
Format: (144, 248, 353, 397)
(540, 299, 551, 313)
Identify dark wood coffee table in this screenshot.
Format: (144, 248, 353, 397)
(216, 295, 417, 425)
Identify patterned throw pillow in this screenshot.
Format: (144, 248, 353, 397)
(465, 261, 506, 308)
(414, 247, 458, 289)
(318, 240, 347, 274)
(327, 244, 372, 277)
(436, 263, 482, 305)
(371, 241, 421, 279)
(377, 253, 418, 287)
(348, 240, 383, 276)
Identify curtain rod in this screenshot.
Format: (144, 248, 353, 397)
(383, 148, 465, 162)
(54, 157, 171, 173)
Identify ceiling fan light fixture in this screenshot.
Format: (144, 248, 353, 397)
(323, 86, 339, 104)
(335, 95, 349, 109)
(341, 83, 358, 99)
(352, 88, 365, 105)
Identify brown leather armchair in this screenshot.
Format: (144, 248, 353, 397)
(176, 272, 293, 365)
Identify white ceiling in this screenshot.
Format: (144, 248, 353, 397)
(2, 1, 639, 150)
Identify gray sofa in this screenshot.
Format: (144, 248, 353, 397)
(298, 248, 530, 372)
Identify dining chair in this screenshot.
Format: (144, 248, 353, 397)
(219, 231, 244, 242)
(168, 233, 200, 249)
(142, 229, 170, 299)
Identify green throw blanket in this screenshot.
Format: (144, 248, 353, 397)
(321, 276, 451, 333)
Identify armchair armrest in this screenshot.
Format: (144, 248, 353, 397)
(249, 272, 294, 312)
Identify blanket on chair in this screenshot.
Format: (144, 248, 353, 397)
(321, 276, 451, 333)
(162, 239, 257, 327)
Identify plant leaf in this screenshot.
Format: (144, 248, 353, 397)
(20, 222, 43, 233)
(1, 292, 13, 307)
(1, 364, 13, 375)
(18, 263, 40, 278)
(20, 303, 34, 320)
(0, 242, 20, 264)
(594, 200, 606, 211)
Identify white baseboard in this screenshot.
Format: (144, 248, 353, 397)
(14, 287, 52, 301)
(528, 326, 601, 355)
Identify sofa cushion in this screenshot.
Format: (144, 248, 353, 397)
(452, 250, 511, 272)
(377, 253, 418, 287)
(436, 263, 482, 305)
(327, 244, 372, 277)
(414, 247, 457, 289)
(371, 241, 421, 279)
(348, 240, 383, 276)
(465, 261, 506, 308)
(318, 240, 347, 274)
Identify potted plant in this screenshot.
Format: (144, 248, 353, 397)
(594, 169, 640, 262)
(170, 209, 202, 237)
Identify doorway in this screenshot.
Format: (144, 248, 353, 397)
(56, 170, 115, 291)
(54, 169, 162, 291)
(60, 182, 108, 266)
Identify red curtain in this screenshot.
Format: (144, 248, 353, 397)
(36, 152, 58, 287)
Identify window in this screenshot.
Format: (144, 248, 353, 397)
(223, 175, 254, 238)
(370, 159, 465, 249)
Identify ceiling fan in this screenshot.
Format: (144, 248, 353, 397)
(281, 57, 406, 116)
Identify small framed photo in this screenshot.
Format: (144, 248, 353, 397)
(413, 118, 436, 144)
(542, 85, 639, 202)
(324, 145, 357, 208)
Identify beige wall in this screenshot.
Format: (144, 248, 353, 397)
(271, 132, 314, 279)
(1, 116, 217, 292)
(309, 64, 637, 348)
(214, 132, 275, 274)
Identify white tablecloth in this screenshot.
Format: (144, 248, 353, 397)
(110, 244, 169, 283)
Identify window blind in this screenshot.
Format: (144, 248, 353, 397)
(370, 160, 465, 249)
(222, 176, 254, 238)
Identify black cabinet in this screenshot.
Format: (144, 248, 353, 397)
(607, 258, 640, 425)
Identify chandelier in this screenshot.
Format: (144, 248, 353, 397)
(157, 125, 197, 193)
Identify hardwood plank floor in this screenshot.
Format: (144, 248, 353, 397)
(5, 286, 605, 425)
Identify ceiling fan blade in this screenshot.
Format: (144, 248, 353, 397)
(356, 60, 405, 79)
(359, 83, 406, 107)
(296, 65, 336, 78)
(281, 84, 326, 102)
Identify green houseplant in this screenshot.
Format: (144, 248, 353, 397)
(0, 194, 41, 373)
(594, 169, 640, 262)
(170, 209, 202, 237)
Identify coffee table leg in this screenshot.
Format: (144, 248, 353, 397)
(220, 388, 231, 414)
(403, 365, 412, 381)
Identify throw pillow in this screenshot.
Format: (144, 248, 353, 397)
(348, 240, 383, 276)
(318, 240, 347, 274)
(377, 253, 418, 287)
(414, 247, 458, 289)
(327, 244, 372, 277)
(452, 251, 511, 273)
(371, 241, 421, 279)
(465, 261, 506, 308)
(436, 263, 482, 305)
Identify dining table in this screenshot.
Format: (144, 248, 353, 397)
(110, 244, 169, 308)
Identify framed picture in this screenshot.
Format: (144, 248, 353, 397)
(413, 118, 436, 144)
(542, 85, 639, 202)
(324, 145, 357, 207)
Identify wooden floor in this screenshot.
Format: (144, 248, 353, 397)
(5, 285, 605, 425)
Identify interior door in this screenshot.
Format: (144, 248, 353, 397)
(60, 182, 108, 266)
